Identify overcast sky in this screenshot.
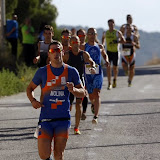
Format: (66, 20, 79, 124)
(52, 0, 160, 33)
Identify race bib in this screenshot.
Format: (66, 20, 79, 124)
(122, 49, 131, 56)
(85, 64, 99, 74)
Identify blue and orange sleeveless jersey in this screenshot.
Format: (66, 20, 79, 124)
(32, 63, 81, 121)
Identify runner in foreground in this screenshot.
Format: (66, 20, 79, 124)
(27, 40, 85, 160)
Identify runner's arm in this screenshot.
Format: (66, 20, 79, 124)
(67, 67, 86, 98)
(133, 25, 140, 39)
(67, 82, 86, 98)
(120, 25, 125, 35)
(102, 31, 106, 47)
(118, 31, 126, 44)
(99, 44, 110, 67)
(26, 81, 43, 109)
(133, 35, 140, 49)
(83, 51, 96, 68)
(33, 42, 40, 64)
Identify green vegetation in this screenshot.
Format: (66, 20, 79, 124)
(0, 64, 37, 97)
(3, 0, 62, 64)
(5, 0, 61, 39)
(0, 0, 61, 97)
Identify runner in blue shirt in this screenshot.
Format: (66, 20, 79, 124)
(27, 40, 86, 160)
(85, 28, 109, 124)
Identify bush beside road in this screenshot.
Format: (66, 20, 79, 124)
(0, 64, 37, 97)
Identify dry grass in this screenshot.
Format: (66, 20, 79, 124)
(145, 55, 160, 65)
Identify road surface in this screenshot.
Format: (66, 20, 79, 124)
(0, 66, 160, 160)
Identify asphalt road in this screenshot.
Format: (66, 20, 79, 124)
(0, 66, 160, 160)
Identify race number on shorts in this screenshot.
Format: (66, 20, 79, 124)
(122, 49, 131, 56)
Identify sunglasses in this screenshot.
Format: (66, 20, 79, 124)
(71, 41, 79, 44)
(61, 35, 71, 39)
(78, 35, 85, 38)
(88, 32, 96, 35)
(49, 48, 62, 54)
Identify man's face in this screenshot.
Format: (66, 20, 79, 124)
(48, 44, 63, 63)
(77, 30, 86, 43)
(108, 21, 114, 30)
(71, 28, 76, 35)
(127, 17, 133, 24)
(43, 30, 53, 40)
(87, 29, 97, 43)
(70, 36, 80, 52)
(61, 32, 71, 46)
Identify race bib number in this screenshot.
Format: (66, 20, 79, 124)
(85, 64, 99, 74)
(122, 49, 131, 56)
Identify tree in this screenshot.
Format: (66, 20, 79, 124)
(14, 0, 39, 25)
(6, 0, 18, 18)
(32, 0, 58, 32)
(5, 0, 58, 31)
(5, 0, 61, 41)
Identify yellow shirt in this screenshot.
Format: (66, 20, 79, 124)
(106, 29, 118, 52)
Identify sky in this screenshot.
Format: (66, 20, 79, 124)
(52, 0, 160, 33)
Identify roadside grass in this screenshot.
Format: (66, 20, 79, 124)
(145, 58, 160, 65)
(0, 64, 37, 97)
(0, 41, 38, 97)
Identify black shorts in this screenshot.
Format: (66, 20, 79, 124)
(107, 50, 119, 66)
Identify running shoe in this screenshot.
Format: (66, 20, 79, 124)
(91, 104, 95, 114)
(128, 80, 132, 87)
(92, 116, 98, 124)
(74, 127, 81, 135)
(112, 79, 117, 88)
(107, 84, 112, 90)
(81, 113, 87, 120)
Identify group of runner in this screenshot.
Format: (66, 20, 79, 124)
(26, 14, 140, 160)
(102, 14, 140, 89)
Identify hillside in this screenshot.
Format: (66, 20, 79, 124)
(57, 25, 160, 66)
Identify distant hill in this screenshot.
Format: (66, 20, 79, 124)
(57, 25, 160, 66)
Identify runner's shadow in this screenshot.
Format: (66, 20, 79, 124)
(84, 111, 160, 118)
(0, 103, 31, 107)
(0, 126, 36, 132)
(0, 126, 36, 141)
(101, 98, 160, 104)
(0, 117, 38, 122)
(65, 141, 160, 150)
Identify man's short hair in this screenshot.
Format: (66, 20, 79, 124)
(108, 19, 114, 24)
(61, 29, 71, 36)
(127, 14, 132, 20)
(44, 25, 53, 32)
(87, 28, 97, 34)
(77, 29, 86, 35)
(48, 40, 63, 51)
